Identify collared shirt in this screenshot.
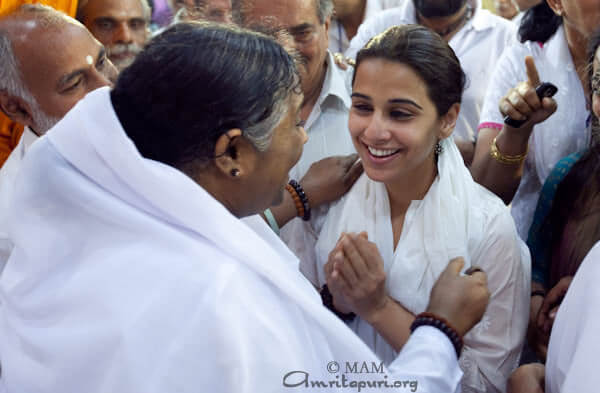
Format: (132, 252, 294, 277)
(288, 50, 356, 180)
(346, 0, 517, 143)
(328, 0, 406, 55)
(0, 127, 38, 273)
(478, 25, 590, 239)
(283, 51, 356, 263)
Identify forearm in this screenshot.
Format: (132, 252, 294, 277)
(364, 296, 415, 352)
(471, 127, 531, 204)
(261, 190, 296, 229)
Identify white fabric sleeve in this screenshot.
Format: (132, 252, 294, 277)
(478, 43, 529, 132)
(388, 326, 462, 393)
(458, 210, 531, 393)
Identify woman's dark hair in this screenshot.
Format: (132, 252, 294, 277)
(111, 22, 300, 168)
(540, 28, 600, 288)
(518, 0, 562, 44)
(353, 24, 465, 116)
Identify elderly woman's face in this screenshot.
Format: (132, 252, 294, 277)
(250, 93, 307, 209)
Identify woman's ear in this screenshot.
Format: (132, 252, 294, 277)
(213, 128, 256, 179)
(438, 102, 460, 140)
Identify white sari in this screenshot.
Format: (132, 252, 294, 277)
(301, 138, 531, 393)
(0, 88, 463, 393)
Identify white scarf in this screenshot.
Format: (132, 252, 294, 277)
(0, 87, 463, 393)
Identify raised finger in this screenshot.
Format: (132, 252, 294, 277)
(445, 257, 465, 277)
(525, 56, 541, 87)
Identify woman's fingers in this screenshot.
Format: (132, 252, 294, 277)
(525, 56, 541, 87)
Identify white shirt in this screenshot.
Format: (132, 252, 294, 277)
(0, 87, 463, 393)
(0, 127, 37, 273)
(546, 241, 600, 393)
(478, 25, 590, 239)
(346, 0, 516, 143)
(301, 138, 530, 393)
(328, 0, 406, 55)
(282, 51, 356, 257)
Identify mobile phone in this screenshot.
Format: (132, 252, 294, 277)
(503, 82, 558, 128)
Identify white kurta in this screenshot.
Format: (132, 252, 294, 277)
(346, 0, 516, 144)
(478, 25, 590, 239)
(301, 139, 531, 393)
(0, 128, 38, 273)
(0, 87, 463, 393)
(546, 241, 600, 393)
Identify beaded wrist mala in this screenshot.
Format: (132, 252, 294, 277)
(287, 179, 311, 221)
(320, 284, 356, 322)
(410, 312, 464, 358)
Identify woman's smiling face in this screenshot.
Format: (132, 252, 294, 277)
(349, 58, 446, 184)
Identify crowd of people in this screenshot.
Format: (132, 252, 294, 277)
(0, 0, 598, 392)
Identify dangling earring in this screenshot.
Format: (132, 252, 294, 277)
(230, 168, 240, 177)
(434, 141, 444, 156)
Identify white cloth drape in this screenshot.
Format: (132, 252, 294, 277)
(546, 241, 600, 393)
(0, 87, 464, 393)
(301, 138, 531, 393)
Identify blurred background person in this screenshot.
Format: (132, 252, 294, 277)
(77, 0, 152, 71)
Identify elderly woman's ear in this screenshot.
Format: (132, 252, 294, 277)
(213, 128, 256, 178)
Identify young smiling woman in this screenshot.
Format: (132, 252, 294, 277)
(297, 25, 531, 393)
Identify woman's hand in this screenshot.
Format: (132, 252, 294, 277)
(325, 232, 388, 323)
(499, 56, 557, 132)
(507, 364, 545, 393)
(301, 154, 363, 208)
(426, 258, 490, 337)
(537, 276, 573, 335)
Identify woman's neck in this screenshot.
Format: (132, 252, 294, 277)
(384, 154, 438, 217)
(564, 24, 591, 95)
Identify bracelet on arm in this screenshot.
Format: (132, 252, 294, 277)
(263, 208, 280, 236)
(286, 179, 311, 221)
(490, 136, 528, 165)
(320, 284, 356, 322)
(410, 312, 464, 358)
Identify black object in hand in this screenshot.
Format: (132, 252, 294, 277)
(504, 82, 558, 128)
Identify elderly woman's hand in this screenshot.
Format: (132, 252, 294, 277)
(325, 232, 388, 323)
(301, 154, 363, 208)
(500, 56, 557, 131)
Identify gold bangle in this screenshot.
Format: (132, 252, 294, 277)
(489, 136, 528, 165)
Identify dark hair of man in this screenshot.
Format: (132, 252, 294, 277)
(231, 0, 333, 26)
(518, 0, 561, 44)
(353, 24, 465, 117)
(412, 0, 467, 18)
(110, 22, 300, 169)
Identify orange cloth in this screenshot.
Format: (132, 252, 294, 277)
(0, 0, 77, 168)
(0, 0, 77, 17)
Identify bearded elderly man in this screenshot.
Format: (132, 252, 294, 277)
(77, 0, 151, 71)
(0, 4, 116, 270)
(232, 0, 362, 271)
(346, 0, 516, 165)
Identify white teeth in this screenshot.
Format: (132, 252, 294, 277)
(367, 146, 400, 157)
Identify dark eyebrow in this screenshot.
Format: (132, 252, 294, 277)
(351, 92, 370, 100)
(389, 98, 423, 110)
(57, 46, 103, 90)
(288, 23, 313, 34)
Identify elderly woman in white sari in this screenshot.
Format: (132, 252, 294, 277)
(297, 25, 531, 393)
(0, 23, 492, 393)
